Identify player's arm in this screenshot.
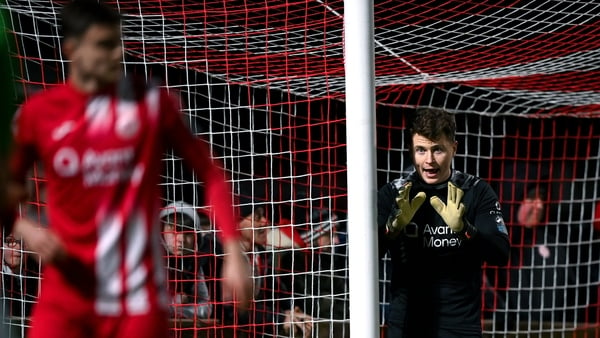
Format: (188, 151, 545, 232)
(377, 181, 422, 258)
(431, 180, 509, 265)
(160, 89, 251, 309)
(471, 183, 510, 266)
(160, 89, 237, 241)
(7, 105, 66, 264)
(2, 105, 35, 233)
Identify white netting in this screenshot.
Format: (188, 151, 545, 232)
(2, 1, 600, 337)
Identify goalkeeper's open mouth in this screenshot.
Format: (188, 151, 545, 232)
(423, 168, 440, 178)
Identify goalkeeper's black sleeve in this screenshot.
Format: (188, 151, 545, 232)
(471, 184, 510, 266)
(454, 175, 510, 266)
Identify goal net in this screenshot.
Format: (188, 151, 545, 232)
(2, 1, 600, 337)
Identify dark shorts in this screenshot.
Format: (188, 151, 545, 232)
(386, 289, 482, 338)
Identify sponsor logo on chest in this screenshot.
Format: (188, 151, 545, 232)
(422, 224, 463, 248)
(49, 95, 147, 187)
(53, 146, 140, 187)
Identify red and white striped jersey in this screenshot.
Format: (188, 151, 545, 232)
(10, 78, 238, 316)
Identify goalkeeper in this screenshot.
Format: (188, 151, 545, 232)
(377, 108, 510, 338)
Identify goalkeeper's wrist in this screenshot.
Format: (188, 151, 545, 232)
(385, 218, 397, 235)
(456, 219, 477, 241)
(385, 214, 403, 238)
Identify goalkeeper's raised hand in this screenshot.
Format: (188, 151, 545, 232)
(430, 181, 465, 232)
(386, 182, 426, 237)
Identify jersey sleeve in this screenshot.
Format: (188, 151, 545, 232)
(470, 181, 510, 266)
(160, 89, 239, 242)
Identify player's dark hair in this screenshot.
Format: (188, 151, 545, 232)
(410, 107, 456, 143)
(60, 0, 121, 40)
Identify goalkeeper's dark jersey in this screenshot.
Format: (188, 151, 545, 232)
(378, 169, 510, 338)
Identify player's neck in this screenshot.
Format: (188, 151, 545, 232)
(68, 73, 112, 95)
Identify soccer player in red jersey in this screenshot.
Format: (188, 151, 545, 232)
(7, 1, 251, 338)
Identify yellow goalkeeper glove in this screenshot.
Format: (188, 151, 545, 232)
(386, 182, 426, 237)
(430, 181, 465, 232)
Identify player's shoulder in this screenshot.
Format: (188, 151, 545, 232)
(117, 75, 180, 115)
(117, 75, 163, 101)
(451, 170, 494, 193)
(21, 83, 72, 109)
(378, 172, 417, 203)
(16, 84, 78, 128)
(389, 170, 419, 191)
